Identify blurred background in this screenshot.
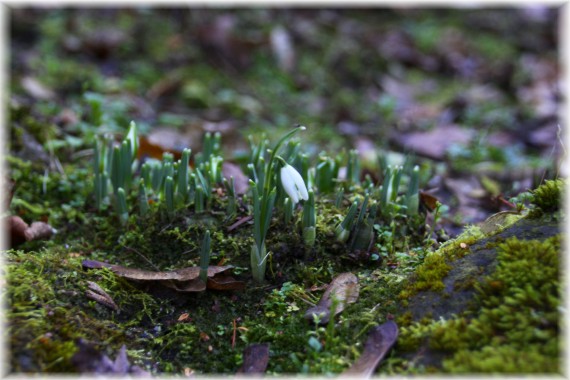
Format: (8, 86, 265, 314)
(9, 6, 563, 234)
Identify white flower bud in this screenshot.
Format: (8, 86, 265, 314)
(280, 164, 309, 205)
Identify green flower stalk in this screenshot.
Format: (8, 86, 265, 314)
(250, 180, 276, 283)
(110, 146, 122, 193)
(406, 165, 420, 216)
(391, 166, 403, 202)
(249, 125, 306, 283)
(141, 161, 152, 190)
(207, 156, 223, 184)
(223, 177, 237, 220)
(116, 187, 128, 226)
(283, 197, 293, 224)
(138, 179, 149, 216)
(351, 201, 376, 251)
(316, 157, 336, 194)
(298, 153, 310, 185)
(335, 199, 359, 243)
(195, 178, 205, 214)
(303, 189, 316, 247)
(199, 230, 211, 283)
(120, 140, 133, 191)
(125, 121, 138, 157)
(93, 140, 107, 210)
(335, 189, 344, 208)
(164, 176, 175, 219)
(151, 163, 163, 193)
(177, 148, 191, 204)
(346, 149, 360, 187)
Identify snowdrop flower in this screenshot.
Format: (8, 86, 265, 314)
(280, 163, 309, 205)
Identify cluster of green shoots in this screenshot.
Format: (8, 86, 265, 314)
(93, 123, 423, 283)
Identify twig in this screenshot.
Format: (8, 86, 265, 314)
(227, 215, 253, 232)
(232, 319, 237, 350)
(122, 245, 160, 271)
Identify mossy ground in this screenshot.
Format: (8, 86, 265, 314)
(7, 8, 563, 376)
(7, 177, 563, 375)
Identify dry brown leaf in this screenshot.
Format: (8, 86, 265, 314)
(237, 343, 270, 374)
(82, 260, 244, 292)
(8, 216, 56, 248)
(222, 162, 249, 194)
(24, 222, 56, 241)
(304, 272, 360, 325)
(21, 76, 55, 100)
(8, 215, 28, 247)
(270, 25, 295, 73)
(85, 281, 119, 311)
(341, 320, 398, 378)
(479, 210, 520, 235)
(394, 125, 474, 160)
(147, 72, 184, 100)
(419, 191, 439, 211)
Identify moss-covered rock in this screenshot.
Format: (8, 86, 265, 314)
(396, 215, 561, 373)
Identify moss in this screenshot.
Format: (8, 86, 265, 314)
(397, 235, 561, 373)
(411, 253, 451, 292)
(530, 179, 564, 214)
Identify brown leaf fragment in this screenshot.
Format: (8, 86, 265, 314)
(393, 125, 474, 160)
(270, 25, 295, 73)
(82, 260, 232, 281)
(147, 72, 184, 100)
(82, 260, 243, 292)
(304, 273, 359, 325)
(237, 343, 270, 374)
(341, 320, 399, 378)
(71, 340, 150, 376)
(21, 76, 55, 100)
(8, 216, 56, 248)
(162, 278, 206, 293)
(8, 216, 28, 247)
(419, 191, 439, 211)
(207, 273, 246, 290)
(222, 162, 249, 194)
(85, 281, 119, 311)
(24, 221, 56, 241)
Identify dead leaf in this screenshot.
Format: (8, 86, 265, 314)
(8, 216, 28, 247)
(393, 125, 475, 160)
(419, 191, 439, 211)
(270, 25, 295, 73)
(82, 28, 127, 60)
(21, 76, 55, 100)
(341, 320, 398, 378)
(479, 210, 520, 235)
(139, 128, 195, 160)
(304, 273, 360, 325)
(147, 71, 184, 100)
(82, 260, 244, 292)
(71, 340, 150, 376)
(200, 332, 210, 342)
(237, 343, 270, 374)
(85, 281, 119, 311)
(24, 222, 56, 241)
(222, 162, 249, 194)
(8, 216, 56, 248)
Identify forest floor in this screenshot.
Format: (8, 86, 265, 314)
(6, 7, 564, 376)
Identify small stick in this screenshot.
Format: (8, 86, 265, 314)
(227, 215, 253, 232)
(231, 319, 237, 350)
